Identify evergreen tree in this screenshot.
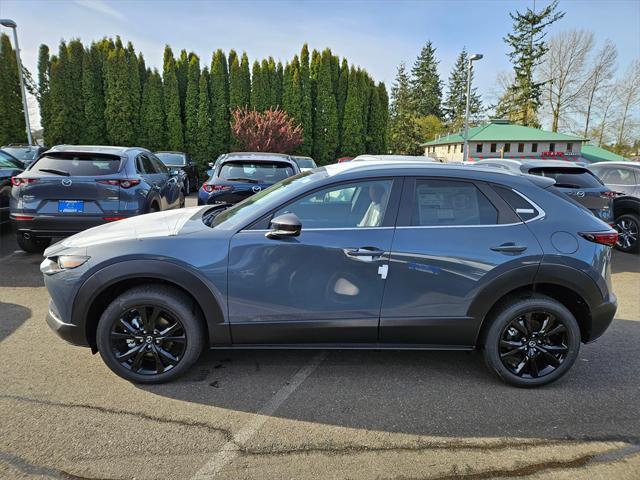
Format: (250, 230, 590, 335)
(312, 49, 338, 164)
(310, 49, 321, 154)
(443, 48, 482, 130)
(229, 52, 250, 111)
(210, 49, 230, 157)
(299, 44, 313, 156)
(336, 58, 349, 150)
(125, 43, 141, 144)
(410, 41, 443, 118)
(377, 82, 389, 153)
(37, 44, 52, 146)
(138, 52, 147, 91)
(275, 61, 284, 108)
(227, 50, 237, 72)
(264, 57, 276, 108)
(104, 47, 136, 145)
(250, 60, 265, 110)
(341, 66, 365, 156)
(366, 85, 386, 154)
(500, 0, 564, 126)
(81, 43, 106, 144)
(282, 59, 302, 123)
(184, 55, 201, 158)
(162, 50, 184, 150)
(239, 53, 251, 109)
(48, 41, 74, 145)
(196, 69, 215, 165)
(390, 63, 421, 155)
(0, 34, 26, 145)
(138, 69, 165, 151)
(66, 39, 85, 143)
(176, 49, 189, 121)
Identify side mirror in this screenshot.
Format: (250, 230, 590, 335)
(266, 213, 302, 239)
(208, 162, 214, 168)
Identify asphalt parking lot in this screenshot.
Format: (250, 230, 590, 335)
(1, 194, 639, 479)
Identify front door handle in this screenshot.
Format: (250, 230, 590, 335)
(346, 247, 385, 258)
(490, 243, 527, 253)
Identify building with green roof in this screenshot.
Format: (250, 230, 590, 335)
(422, 119, 589, 163)
(581, 144, 627, 163)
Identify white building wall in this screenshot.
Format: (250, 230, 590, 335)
(424, 141, 583, 163)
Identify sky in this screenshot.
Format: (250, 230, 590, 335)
(1, 0, 639, 130)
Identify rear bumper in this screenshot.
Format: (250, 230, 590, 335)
(586, 292, 617, 343)
(46, 300, 89, 347)
(11, 213, 137, 237)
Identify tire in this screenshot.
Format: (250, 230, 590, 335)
(16, 235, 51, 253)
(148, 202, 159, 213)
(483, 295, 581, 388)
(615, 213, 639, 254)
(96, 285, 205, 384)
(184, 178, 190, 195)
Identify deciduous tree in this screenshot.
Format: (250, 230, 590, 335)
(231, 107, 302, 153)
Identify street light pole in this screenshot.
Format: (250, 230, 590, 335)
(1, 19, 33, 146)
(462, 53, 483, 163)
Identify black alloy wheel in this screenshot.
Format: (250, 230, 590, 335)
(615, 213, 639, 253)
(483, 296, 580, 387)
(498, 311, 569, 379)
(109, 306, 186, 376)
(96, 285, 205, 383)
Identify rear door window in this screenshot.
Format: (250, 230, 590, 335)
(405, 179, 498, 226)
(31, 153, 121, 176)
(601, 167, 638, 186)
(527, 167, 602, 188)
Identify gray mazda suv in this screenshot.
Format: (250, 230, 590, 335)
(41, 162, 617, 387)
(10, 145, 184, 252)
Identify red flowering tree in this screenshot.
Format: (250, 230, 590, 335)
(231, 107, 303, 153)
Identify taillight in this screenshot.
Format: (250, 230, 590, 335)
(97, 179, 141, 189)
(202, 184, 232, 193)
(579, 231, 618, 247)
(601, 191, 617, 199)
(11, 177, 38, 186)
(103, 216, 125, 222)
(10, 214, 34, 221)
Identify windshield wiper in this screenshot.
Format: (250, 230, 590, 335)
(38, 168, 70, 176)
(226, 177, 259, 183)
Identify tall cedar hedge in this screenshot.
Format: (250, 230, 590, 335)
(19, 38, 389, 165)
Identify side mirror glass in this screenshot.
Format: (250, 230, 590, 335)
(208, 162, 214, 168)
(266, 213, 302, 239)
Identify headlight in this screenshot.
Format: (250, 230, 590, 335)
(40, 255, 90, 275)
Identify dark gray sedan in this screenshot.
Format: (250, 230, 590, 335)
(41, 162, 617, 387)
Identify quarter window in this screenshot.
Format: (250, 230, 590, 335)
(493, 186, 539, 222)
(274, 180, 393, 229)
(408, 179, 498, 226)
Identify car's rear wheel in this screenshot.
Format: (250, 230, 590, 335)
(16, 234, 51, 253)
(615, 213, 639, 253)
(483, 296, 581, 387)
(96, 285, 205, 383)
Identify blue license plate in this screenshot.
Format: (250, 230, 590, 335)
(58, 200, 84, 213)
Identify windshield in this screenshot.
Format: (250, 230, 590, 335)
(156, 152, 186, 166)
(528, 167, 602, 188)
(31, 153, 122, 176)
(3, 147, 38, 161)
(210, 169, 320, 228)
(218, 161, 295, 183)
(295, 158, 316, 168)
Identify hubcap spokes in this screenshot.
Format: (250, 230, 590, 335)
(498, 311, 569, 379)
(110, 306, 186, 375)
(616, 219, 638, 249)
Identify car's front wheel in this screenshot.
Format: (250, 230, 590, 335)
(16, 234, 51, 253)
(483, 296, 581, 387)
(615, 213, 639, 253)
(96, 285, 205, 383)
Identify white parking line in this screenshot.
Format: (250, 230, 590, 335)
(191, 351, 327, 480)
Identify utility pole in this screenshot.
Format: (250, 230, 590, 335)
(463, 54, 483, 162)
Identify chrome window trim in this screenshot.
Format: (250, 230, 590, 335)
(240, 226, 395, 233)
(511, 188, 546, 223)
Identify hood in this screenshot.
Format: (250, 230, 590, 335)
(58, 206, 209, 249)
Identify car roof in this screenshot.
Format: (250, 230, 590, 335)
(155, 151, 186, 155)
(352, 154, 437, 162)
(476, 158, 588, 169)
(589, 161, 640, 169)
(219, 152, 293, 162)
(46, 145, 150, 156)
(291, 155, 314, 161)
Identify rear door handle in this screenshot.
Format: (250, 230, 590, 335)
(346, 247, 385, 258)
(490, 243, 527, 253)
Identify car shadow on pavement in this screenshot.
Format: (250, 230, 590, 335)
(612, 250, 640, 274)
(138, 318, 640, 442)
(0, 302, 31, 343)
(0, 252, 45, 288)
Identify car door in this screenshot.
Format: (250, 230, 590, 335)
(379, 177, 543, 347)
(149, 154, 180, 208)
(227, 178, 401, 344)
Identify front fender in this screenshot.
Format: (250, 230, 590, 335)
(72, 258, 229, 347)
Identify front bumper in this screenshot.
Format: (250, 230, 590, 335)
(46, 300, 89, 347)
(586, 292, 617, 343)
